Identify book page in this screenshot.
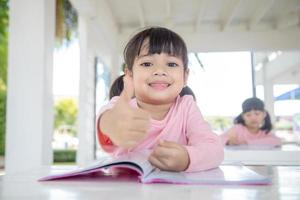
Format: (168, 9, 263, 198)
(141, 165, 271, 185)
(112, 152, 155, 177)
(39, 152, 155, 181)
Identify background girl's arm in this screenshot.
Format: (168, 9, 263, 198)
(222, 126, 247, 145)
(247, 133, 282, 146)
(220, 127, 240, 145)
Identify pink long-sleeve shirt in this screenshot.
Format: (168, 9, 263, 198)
(220, 124, 282, 147)
(97, 95, 224, 172)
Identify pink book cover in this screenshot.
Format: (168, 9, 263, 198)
(39, 153, 271, 185)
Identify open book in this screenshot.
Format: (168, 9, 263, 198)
(39, 153, 271, 185)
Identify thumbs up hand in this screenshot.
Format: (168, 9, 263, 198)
(99, 74, 151, 148)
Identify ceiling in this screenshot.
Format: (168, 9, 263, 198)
(70, 0, 300, 84)
(70, 0, 300, 51)
(107, 0, 300, 33)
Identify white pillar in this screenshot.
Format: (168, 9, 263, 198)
(110, 54, 122, 83)
(262, 66, 275, 123)
(76, 17, 96, 166)
(5, 0, 55, 174)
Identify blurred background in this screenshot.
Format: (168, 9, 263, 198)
(1, 0, 300, 173)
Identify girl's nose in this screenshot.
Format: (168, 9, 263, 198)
(153, 66, 167, 76)
(153, 71, 167, 76)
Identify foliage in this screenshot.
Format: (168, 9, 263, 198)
(53, 149, 76, 163)
(0, 0, 8, 156)
(0, 0, 8, 37)
(0, 0, 8, 85)
(0, 37, 7, 85)
(55, 0, 78, 46)
(205, 116, 233, 133)
(54, 98, 78, 135)
(0, 89, 6, 155)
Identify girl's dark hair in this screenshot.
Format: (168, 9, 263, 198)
(234, 97, 272, 133)
(179, 86, 196, 101)
(109, 26, 194, 100)
(124, 26, 188, 70)
(109, 74, 124, 99)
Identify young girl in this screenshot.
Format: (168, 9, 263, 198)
(221, 97, 281, 147)
(97, 27, 224, 172)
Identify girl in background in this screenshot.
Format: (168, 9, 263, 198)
(221, 97, 281, 147)
(97, 27, 223, 172)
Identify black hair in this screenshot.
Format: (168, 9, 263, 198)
(179, 86, 196, 101)
(109, 26, 194, 100)
(234, 97, 273, 133)
(109, 74, 124, 99)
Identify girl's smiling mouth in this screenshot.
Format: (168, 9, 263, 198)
(148, 82, 171, 90)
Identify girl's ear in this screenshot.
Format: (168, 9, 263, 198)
(184, 68, 189, 86)
(124, 67, 133, 77)
(262, 111, 267, 119)
(241, 113, 245, 121)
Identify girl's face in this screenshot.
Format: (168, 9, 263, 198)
(129, 43, 188, 105)
(242, 109, 266, 130)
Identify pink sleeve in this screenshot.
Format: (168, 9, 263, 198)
(219, 128, 233, 146)
(247, 133, 282, 147)
(97, 96, 120, 117)
(183, 99, 224, 172)
(96, 97, 120, 152)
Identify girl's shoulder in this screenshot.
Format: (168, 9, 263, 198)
(175, 95, 197, 111)
(177, 95, 195, 105)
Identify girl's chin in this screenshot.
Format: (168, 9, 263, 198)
(138, 95, 177, 105)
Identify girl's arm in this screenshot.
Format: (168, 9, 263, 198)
(96, 115, 116, 153)
(247, 133, 282, 147)
(97, 75, 150, 150)
(221, 126, 247, 146)
(184, 100, 224, 172)
(97, 97, 150, 149)
(96, 96, 119, 152)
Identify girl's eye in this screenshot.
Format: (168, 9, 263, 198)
(167, 62, 178, 67)
(244, 112, 252, 117)
(140, 62, 152, 67)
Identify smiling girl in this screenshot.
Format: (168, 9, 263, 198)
(221, 97, 281, 147)
(97, 27, 223, 172)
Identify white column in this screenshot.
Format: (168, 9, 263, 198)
(262, 66, 275, 123)
(5, 0, 55, 174)
(110, 54, 122, 83)
(76, 17, 96, 166)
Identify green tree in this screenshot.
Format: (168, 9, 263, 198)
(205, 116, 232, 133)
(54, 98, 78, 135)
(0, 0, 8, 85)
(55, 0, 78, 46)
(0, 89, 6, 155)
(0, 0, 8, 156)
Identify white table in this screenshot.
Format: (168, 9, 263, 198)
(1, 165, 300, 200)
(223, 144, 300, 165)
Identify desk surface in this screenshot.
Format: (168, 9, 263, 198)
(223, 144, 300, 165)
(0, 165, 300, 200)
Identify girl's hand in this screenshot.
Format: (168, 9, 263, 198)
(227, 130, 247, 145)
(149, 140, 190, 172)
(227, 130, 239, 145)
(99, 74, 150, 148)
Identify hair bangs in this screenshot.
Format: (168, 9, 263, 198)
(242, 97, 265, 113)
(148, 32, 184, 57)
(124, 27, 188, 69)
